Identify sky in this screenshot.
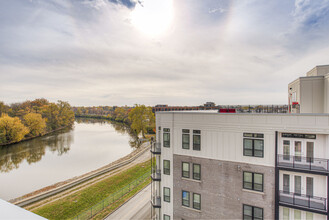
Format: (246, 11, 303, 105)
(1, 0, 329, 107)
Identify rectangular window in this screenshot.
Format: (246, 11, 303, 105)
(164, 187, 170, 202)
(295, 175, 301, 195)
(283, 140, 290, 160)
(295, 141, 302, 162)
(306, 177, 313, 197)
(182, 162, 190, 178)
(193, 130, 201, 151)
(193, 164, 201, 180)
(243, 172, 263, 192)
(182, 191, 190, 207)
(182, 129, 190, 149)
(243, 133, 264, 158)
(163, 160, 170, 175)
(243, 204, 263, 220)
(294, 210, 301, 220)
(306, 212, 313, 220)
(292, 92, 296, 102)
(307, 142, 314, 163)
(283, 174, 290, 194)
(193, 193, 201, 210)
(163, 128, 170, 148)
(163, 215, 170, 220)
(283, 207, 289, 220)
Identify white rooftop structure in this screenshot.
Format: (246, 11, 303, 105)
(0, 199, 45, 219)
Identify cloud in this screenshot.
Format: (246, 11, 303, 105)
(1, 0, 329, 106)
(292, 0, 329, 29)
(107, 0, 137, 9)
(208, 7, 226, 14)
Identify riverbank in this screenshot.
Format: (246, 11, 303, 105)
(0, 125, 72, 147)
(32, 159, 152, 219)
(75, 114, 127, 125)
(76, 114, 155, 139)
(11, 142, 150, 206)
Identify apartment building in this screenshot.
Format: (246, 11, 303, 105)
(151, 66, 329, 220)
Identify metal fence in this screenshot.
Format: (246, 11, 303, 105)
(73, 172, 150, 220)
(277, 154, 329, 173)
(229, 105, 289, 113)
(279, 190, 327, 211)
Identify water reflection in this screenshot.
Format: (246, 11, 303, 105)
(0, 118, 139, 173)
(0, 128, 73, 173)
(76, 118, 140, 148)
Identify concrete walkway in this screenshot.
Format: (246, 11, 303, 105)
(105, 184, 151, 220)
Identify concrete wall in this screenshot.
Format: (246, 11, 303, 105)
(300, 77, 324, 113)
(289, 66, 329, 113)
(172, 155, 275, 219)
(306, 65, 329, 77)
(325, 75, 329, 113)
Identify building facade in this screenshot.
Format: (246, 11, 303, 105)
(289, 65, 329, 114)
(151, 66, 329, 220)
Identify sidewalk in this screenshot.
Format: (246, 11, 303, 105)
(105, 184, 151, 220)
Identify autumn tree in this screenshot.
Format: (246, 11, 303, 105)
(128, 105, 155, 138)
(57, 100, 75, 127)
(114, 107, 129, 123)
(41, 103, 60, 130)
(76, 107, 82, 116)
(23, 113, 46, 137)
(0, 102, 8, 115)
(0, 114, 29, 144)
(31, 98, 49, 113)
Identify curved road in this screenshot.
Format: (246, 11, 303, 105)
(105, 184, 151, 220)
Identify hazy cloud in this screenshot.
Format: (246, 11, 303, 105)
(1, 0, 329, 106)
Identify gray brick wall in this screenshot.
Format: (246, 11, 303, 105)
(173, 154, 275, 220)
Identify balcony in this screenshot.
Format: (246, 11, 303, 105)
(277, 154, 329, 173)
(150, 142, 161, 154)
(151, 196, 161, 208)
(151, 169, 161, 181)
(279, 190, 327, 212)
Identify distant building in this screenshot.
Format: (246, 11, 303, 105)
(289, 65, 329, 114)
(153, 102, 219, 112)
(151, 65, 329, 220)
(203, 102, 215, 107)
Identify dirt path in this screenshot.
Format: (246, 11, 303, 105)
(13, 143, 151, 211)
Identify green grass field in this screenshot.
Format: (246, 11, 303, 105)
(32, 160, 151, 220)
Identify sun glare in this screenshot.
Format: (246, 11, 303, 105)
(131, 0, 173, 37)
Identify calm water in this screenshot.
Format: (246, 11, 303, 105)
(0, 118, 138, 201)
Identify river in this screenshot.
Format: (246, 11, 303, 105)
(0, 118, 139, 201)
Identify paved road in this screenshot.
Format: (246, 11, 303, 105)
(106, 184, 151, 220)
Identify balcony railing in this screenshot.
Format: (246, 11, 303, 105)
(150, 142, 161, 154)
(151, 196, 161, 208)
(151, 168, 161, 181)
(277, 154, 329, 173)
(279, 190, 327, 212)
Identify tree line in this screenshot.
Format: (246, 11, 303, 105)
(0, 99, 75, 145)
(73, 105, 155, 138)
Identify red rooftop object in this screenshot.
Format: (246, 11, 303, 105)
(219, 109, 236, 113)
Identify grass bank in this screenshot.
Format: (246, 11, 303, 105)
(87, 178, 151, 220)
(32, 160, 152, 220)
